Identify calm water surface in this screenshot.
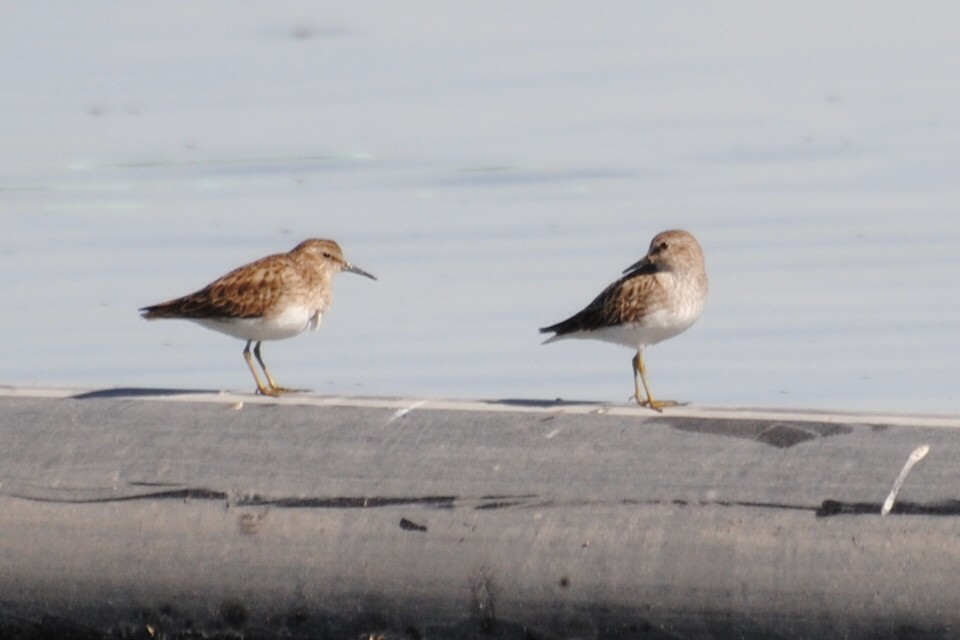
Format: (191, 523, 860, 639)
(2, 3, 959, 414)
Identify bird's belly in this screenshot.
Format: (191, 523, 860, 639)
(588, 308, 698, 348)
(193, 307, 322, 342)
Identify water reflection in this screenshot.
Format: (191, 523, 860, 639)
(1, 3, 958, 414)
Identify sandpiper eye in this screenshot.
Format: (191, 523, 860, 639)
(322, 251, 332, 258)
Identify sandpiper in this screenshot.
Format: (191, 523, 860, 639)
(540, 229, 707, 410)
(140, 239, 376, 396)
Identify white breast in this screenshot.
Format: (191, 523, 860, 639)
(192, 306, 322, 342)
(580, 308, 698, 349)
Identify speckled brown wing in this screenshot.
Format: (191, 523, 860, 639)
(540, 268, 668, 336)
(140, 254, 297, 320)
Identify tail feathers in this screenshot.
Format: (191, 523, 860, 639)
(539, 316, 581, 340)
(540, 332, 564, 345)
(139, 302, 178, 320)
(539, 322, 575, 345)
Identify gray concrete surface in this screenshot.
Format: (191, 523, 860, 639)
(1, 386, 960, 639)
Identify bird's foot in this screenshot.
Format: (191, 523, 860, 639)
(257, 385, 305, 396)
(643, 399, 684, 412)
(630, 395, 685, 412)
(255, 386, 280, 397)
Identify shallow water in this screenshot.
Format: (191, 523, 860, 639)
(2, 3, 959, 413)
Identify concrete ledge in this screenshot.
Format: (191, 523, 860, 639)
(1, 387, 959, 639)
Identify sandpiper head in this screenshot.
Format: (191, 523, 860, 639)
(292, 239, 377, 280)
(625, 229, 705, 274)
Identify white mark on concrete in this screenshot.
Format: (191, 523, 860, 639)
(388, 400, 426, 424)
(881, 444, 930, 516)
(545, 428, 562, 439)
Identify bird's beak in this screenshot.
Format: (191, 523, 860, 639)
(623, 256, 650, 274)
(345, 263, 377, 280)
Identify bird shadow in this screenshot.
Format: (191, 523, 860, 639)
(71, 387, 218, 400)
(491, 398, 603, 408)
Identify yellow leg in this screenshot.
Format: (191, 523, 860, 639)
(252, 341, 300, 394)
(253, 342, 300, 396)
(632, 350, 680, 412)
(243, 341, 278, 396)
